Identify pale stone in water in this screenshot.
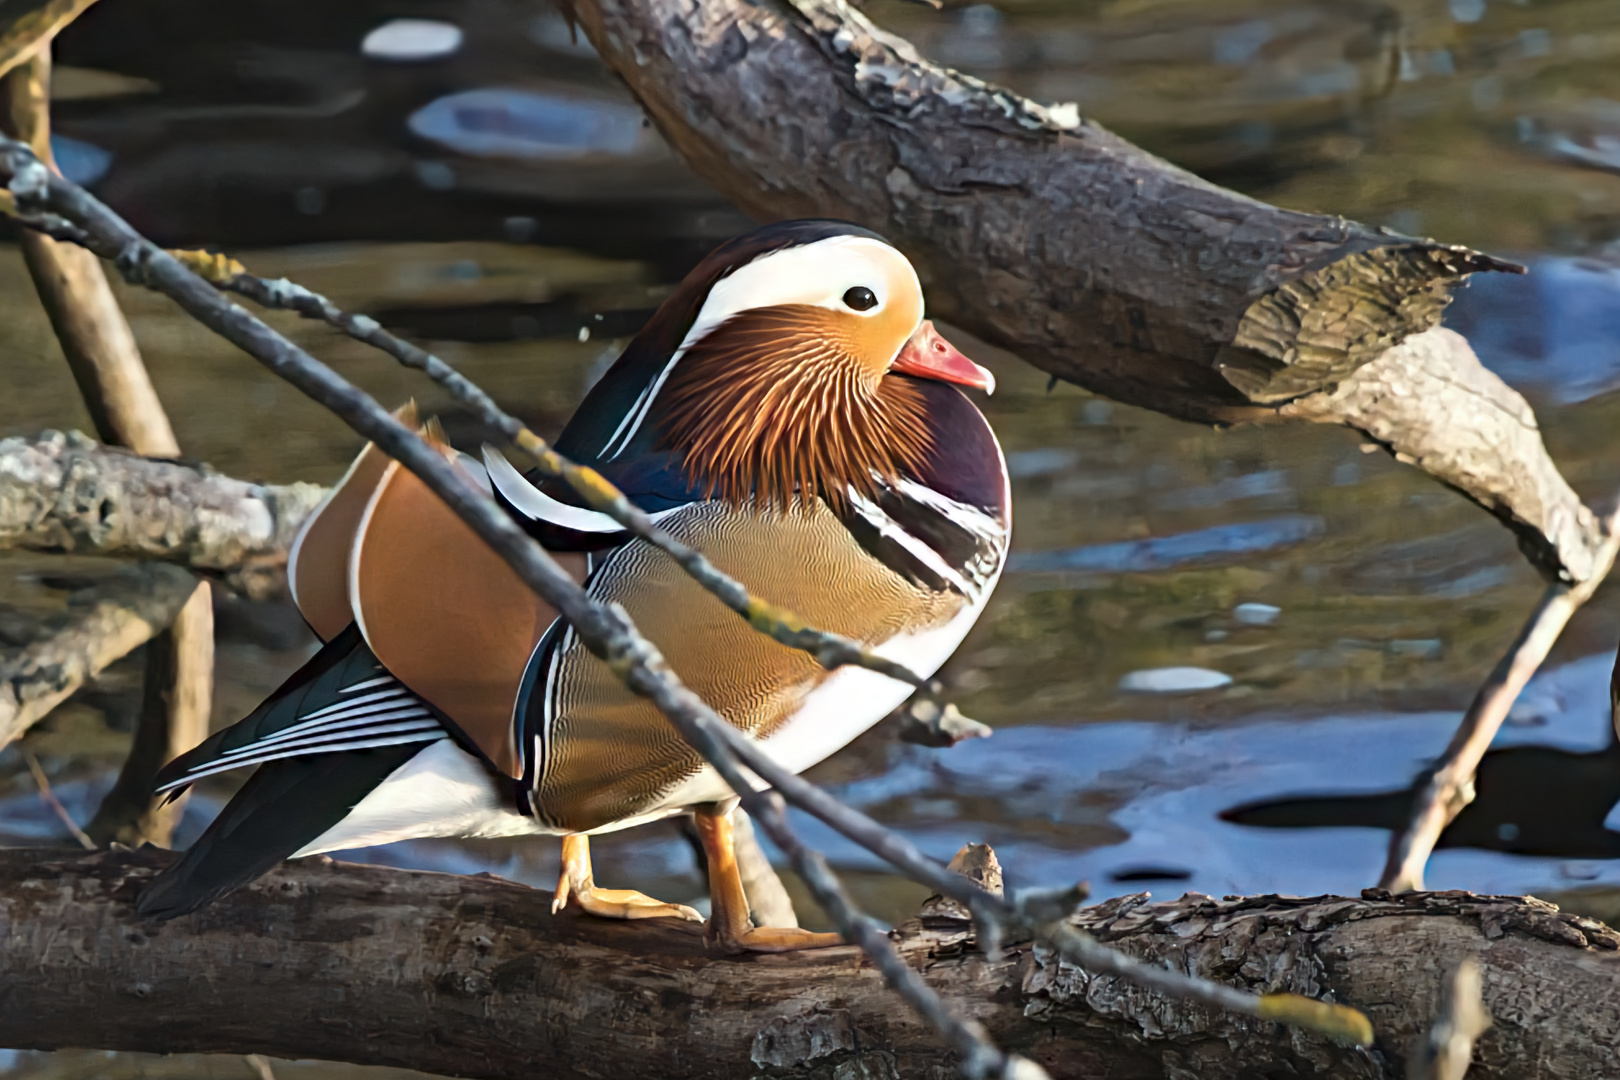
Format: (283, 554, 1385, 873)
(362, 19, 464, 61)
(1233, 602, 1280, 626)
(1118, 667, 1232, 693)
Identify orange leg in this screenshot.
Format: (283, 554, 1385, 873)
(693, 804, 844, 953)
(552, 834, 702, 922)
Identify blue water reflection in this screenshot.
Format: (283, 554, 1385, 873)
(409, 88, 653, 160)
(1449, 257, 1620, 405)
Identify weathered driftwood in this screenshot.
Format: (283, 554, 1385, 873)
(0, 562, 196, 747)
(2, 848, 1616, 1080)
(0, 431, 326, 599)
(563, 0, 1601, 584)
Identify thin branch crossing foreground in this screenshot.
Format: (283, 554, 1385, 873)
(2, 134, 1374, 1072)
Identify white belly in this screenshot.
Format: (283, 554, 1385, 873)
(294, 739, 556, 857)
(616, 587, 996, 827)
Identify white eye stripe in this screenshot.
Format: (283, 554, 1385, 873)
(603, 235, 923, 461)
(691, 236, 917, 339)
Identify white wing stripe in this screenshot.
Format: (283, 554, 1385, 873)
(300, 686, 411, 721)
(483, 445, 625, 533)
(214, 707, 436, 758)
(212, 718, 443, 761)
(254, 696, 421, 746)
(339, 674, 395, 694)
(156, 732, 448, 793)
(482, 445, 686, 533)
(601, 382, 655, 460)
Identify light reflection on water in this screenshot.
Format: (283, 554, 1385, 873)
(3, 5, 1620, 1060)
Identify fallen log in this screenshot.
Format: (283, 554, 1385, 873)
(2, 848, 1617, 1080)
(563, 0, 1601, 583)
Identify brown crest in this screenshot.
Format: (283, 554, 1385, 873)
(655, 306, 933, 512)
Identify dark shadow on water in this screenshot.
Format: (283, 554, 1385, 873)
(1223, 738, 1620, 861)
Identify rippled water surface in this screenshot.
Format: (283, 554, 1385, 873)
(4, 0, 1620, 1072)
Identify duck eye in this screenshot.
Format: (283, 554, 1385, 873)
(842, 286, 879, 312)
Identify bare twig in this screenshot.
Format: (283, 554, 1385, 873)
(22, 750, 94, 850)
(1410, 958, 1491, 1080)
(0, 134, 1371, 1060)
(1379, 499, 1620, 892)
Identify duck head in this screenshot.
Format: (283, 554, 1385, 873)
(558, 220, 994, 512)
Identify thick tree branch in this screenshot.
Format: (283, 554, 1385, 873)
(0, 562, 196, 747)
(3, 849, 1618, 1080)
(562, 0, 1603, 583)
(0, 431, 326, 599)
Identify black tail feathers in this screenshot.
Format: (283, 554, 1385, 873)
(136, 742, 422, 919)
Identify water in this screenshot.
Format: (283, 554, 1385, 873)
(4, 0, 1620, 1071)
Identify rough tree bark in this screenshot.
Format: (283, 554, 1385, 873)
(2, 848, 1617, 1080)
(562, 0, 1601, 583)
(0, 431, 326, 600)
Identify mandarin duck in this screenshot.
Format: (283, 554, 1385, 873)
(137, 220, 1011, 952)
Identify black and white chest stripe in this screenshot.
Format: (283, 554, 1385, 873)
(842, 475, 1006, 599)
